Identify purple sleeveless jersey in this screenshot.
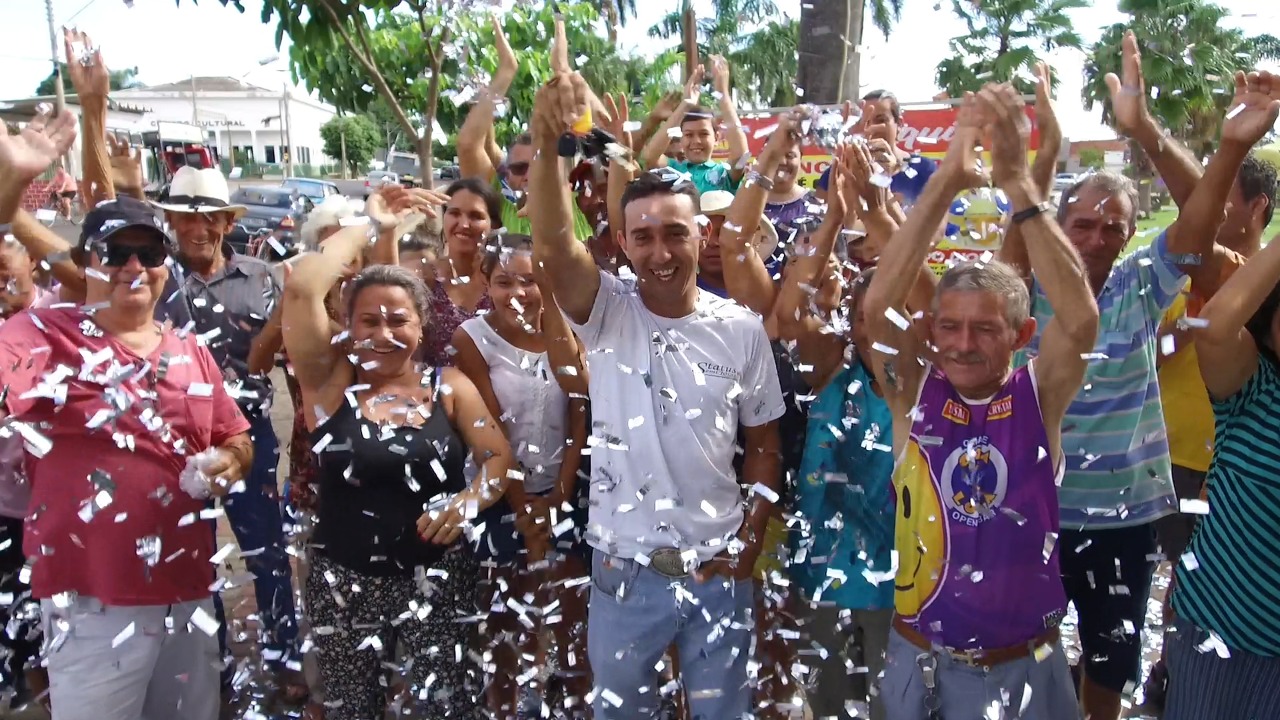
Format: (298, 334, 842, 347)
(893, 363, 1066, 650)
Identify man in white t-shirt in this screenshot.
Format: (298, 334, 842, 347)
(527, 64, 784, 718)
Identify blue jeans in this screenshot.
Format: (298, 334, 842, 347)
(212, 413, 298, 672)
(587, 550, 753, 720)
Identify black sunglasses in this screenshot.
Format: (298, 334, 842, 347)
(507, 162, 530, 176)
(95, 242, 168, 269)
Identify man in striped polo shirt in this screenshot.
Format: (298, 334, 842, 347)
(999, 69, 1236, 720)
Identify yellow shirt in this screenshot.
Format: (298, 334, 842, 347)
(1158, 251, 1246, 472)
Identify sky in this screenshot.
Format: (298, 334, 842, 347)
(4, 0, 1279, 141)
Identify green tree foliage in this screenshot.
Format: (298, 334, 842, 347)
(36, 63, 141, 96)
(1078, 148, 1105, 170)
(592, 0, 639, 44)
(648, 0, 797, 108)
(1082, 0, 1280, 159)
(320, 114, 380, 174)
(190, 0, 676, 180)
(934, 0, 1085, 98)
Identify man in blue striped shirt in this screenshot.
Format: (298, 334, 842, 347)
(1000, 60, 1232, 720)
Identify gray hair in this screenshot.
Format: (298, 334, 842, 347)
(1057, 170, 1139, 229)
(344, 264, 432, 329)
(933, 259, 1030, 329)
(301, 195, 359, 249)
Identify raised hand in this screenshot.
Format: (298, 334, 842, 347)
(1221, 70, 1280, 147)
(490, 15, 518, 90)
(0, 108, 78, 183)
(683, 64, 706, 106)
(404, 187, 451, 218)
(603, 93, 633, 149)
(63, 27, 110, 99)
(709, 54, 731, 96)
(762, 105, 807, 159)
(107, 134, 144, 195)
(1102, 30, 1151, 136)
(976, 83, 1032, 190)
(937, 93, 990, 191)
(844, 140, 891, 213)
(1034, 62, 1061, 156)
(532, 71, 591, 142)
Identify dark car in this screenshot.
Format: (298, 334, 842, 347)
(225, 186, 313, 255)
(363, 170, 399, 198)
(280, 177, 341, 205)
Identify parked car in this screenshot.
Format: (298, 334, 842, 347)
(280, 177, 341, 205)
(433, 164, 460, 182)
(364, 170, 399, 197)
(225, 186, 313, 255)
(1052, 173, 1079, 195)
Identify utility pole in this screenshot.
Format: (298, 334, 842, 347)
(45, 0, 71, 174)
(282, 80, 294, 177)
(189, 75, 199, 125)
(340, 128, 349, 180)
(45, 0, 65, 114)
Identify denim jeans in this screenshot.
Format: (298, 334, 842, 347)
(212, 412, 298, 672)
(587, 550, 754, 720)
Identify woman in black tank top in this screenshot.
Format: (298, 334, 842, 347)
(282, 217, 514, 720)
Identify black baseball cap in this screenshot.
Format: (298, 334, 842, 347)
(78, 196, 172, 254)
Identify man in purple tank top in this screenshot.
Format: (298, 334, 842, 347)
(861, 85, 1099, 718)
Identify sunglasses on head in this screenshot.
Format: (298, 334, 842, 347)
(95, 242, 168, 268)
(507, 162, 530, 176)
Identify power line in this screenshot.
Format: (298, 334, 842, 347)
(64, 0, 100, 25)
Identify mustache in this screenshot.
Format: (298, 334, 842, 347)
(944, 351, 986, 365)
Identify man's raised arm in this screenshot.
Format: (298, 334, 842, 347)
(1105, 30, 1203, 210)
(1168, 71, 1280, 286)
(863, 98, 987, 410)
(979, 84, 1098, 428)
(527, 21, 600, 324)
(457, 16, 518, 183)
(709, 55, 749, 182)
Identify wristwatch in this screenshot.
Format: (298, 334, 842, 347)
(1011, 201, 1053, 225)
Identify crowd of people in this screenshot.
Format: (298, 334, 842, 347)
(0, 18, 1276, 720)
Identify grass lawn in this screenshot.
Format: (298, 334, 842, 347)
(1127, 203, 1280, 253)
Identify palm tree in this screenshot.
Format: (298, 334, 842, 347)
(648, 0, 796, 108)
(796, 0, 905, 105)
(1081, 0, 1280, 211)
(593, 0, 638, 45)
(934, 0, 1085, 98)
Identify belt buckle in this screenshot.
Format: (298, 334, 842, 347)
(648, 548, 689, 578)
(949, 647, 984, 668)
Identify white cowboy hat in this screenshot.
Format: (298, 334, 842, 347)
(152, 166, 247, 218)
(700, 190, 780, 261)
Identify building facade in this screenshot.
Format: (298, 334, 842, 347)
(112, 76, 338, 173)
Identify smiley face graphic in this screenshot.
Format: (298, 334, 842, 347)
(893, 438, 949, 618)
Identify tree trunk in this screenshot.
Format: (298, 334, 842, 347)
(1128, 138, 1153, 216)
(682, 0, 698, 82)
(605, 2, 619, 45)
(797, 0, 863, 105)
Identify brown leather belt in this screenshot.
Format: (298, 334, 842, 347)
(892, 616, 1060, 668)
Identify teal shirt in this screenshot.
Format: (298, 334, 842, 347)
(666, 159, 740, 194)
(1173, 353, 1280, 656)
(790, 361, 896, 610)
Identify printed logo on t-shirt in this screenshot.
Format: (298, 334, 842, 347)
(697, 361, 741, 382)
(986, 395, 1013, 421)
(941, 399, 970, 425)
(939, 435, 1009, 527)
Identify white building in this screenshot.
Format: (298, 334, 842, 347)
(2, 76, 337, 181)
(112, 76, 338, 172)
